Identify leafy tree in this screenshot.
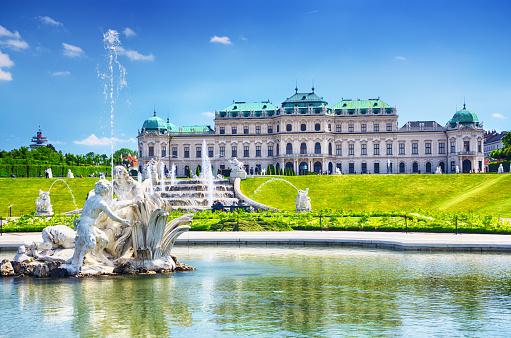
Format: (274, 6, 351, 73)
(502, 132, 511, 147)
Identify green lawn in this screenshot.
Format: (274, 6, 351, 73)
(0, 177, 96, 217)
(240, 174, 511, 218)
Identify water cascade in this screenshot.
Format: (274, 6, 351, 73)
(48, 179, 78, 210)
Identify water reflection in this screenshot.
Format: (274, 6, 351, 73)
(2, 247, 511, 336)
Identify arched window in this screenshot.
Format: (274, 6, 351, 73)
(328, 162, 333, 174)
(286, 143, 293, 154)
(413, 162, 419, 173)
(399, 162, 405, 173)
(328, 143, 332, 155)
(285, 162, 293, 171)
(315, 142, 321, 154)
(299, 162, 308, 175)
(328, 124, 332, 131)
(300, 143, 307, 154)
(426, 162, 432, 173)
(439, 162, 445, 173)
(314, 161, 322, 174)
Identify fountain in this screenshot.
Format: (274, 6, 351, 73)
(170, 164, 176, 186)
(11, 166, 194, 277)
(253, 178, 311, 213)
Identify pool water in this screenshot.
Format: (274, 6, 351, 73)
(1, 246, 511, 336)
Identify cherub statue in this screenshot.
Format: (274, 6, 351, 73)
(36, 190, 53, 214)
(295, 188, 311, 212)
(66, 179, 130, 272)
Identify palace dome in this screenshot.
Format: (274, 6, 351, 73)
(447, 104, 480, 128)
(142, 112, 167, 132)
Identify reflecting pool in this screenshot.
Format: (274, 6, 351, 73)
(2, 246, 511, 336)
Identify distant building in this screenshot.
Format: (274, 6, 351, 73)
(484, 130, 507, 158)
(30, 126, 48, 148)
(137, 88, 485, 175)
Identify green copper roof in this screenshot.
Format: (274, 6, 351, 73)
(332, 99, 391, 109)
(447, 105, 480, 128)
(142, 112, 167, 132)
(282, 91, 328, 107)
(219, 101, 278, 112)
(176, 125, 214, 133)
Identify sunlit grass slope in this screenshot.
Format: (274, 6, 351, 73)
(240, 174, 511, 217)
(0, 178, 97, 216)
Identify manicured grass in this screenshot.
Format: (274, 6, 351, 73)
(0, 177, 97, 217)
(240, 174, 511, 218)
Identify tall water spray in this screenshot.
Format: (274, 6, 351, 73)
(170, 164, 176, 186)
(100, 29, 127, 196)
(160, 163, 166, 192)
(201, 139, 214, 207)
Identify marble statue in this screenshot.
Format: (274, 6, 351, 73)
(435, 166, 442, 174)
(295, 188, 312, 213)
(38, 224, 76, 250)
(67, 169, 74, 178)
(36, 190, 53, 215)
(228, 157, 247, 180)
(65, 179, 130, 273)
(498, 163, 504, 174)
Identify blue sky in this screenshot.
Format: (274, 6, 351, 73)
(1, 0, 510, 155)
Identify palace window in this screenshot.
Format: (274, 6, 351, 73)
(244, 146, 249, 157)
(478, 141, 482, 153)
(374, 143, 380, 155)
(439, 142, 445, 154)
(300, 143, 307, 154)
(286, 124, 292, 132)
(256, 146, 261, 157)
(336, 124, 341, 132)
(361, 124, 367, 132)
(208, 147, 214, 157)
(315, 123, 321, 131)
(425, 142, 431, 154)
(277, 125, 280, 133)
(362, 163, 367, 174)
(374, 123, 379, 132)
(336, 163, 342, 173)
(386, 123, 392, 132)
(232, 146, 237, 157)
(220, 146, 225, 157)
(399, 143, 405, 155)
(464, 141, 470, 152)
(349, 163, 355, 174)
(196, 147, 201, 158)
(361, 144, 367, 155)
(184, 147, 189, 158)
(426, 162, 432, 173)
(386, 143, 392, 155)
(268, 126, 273, 134)
(349, 144, 354, 156)
(286, 143, 293, 154)
(413, 162, 419, 173)
(374, 162, 380, 174)
(315, 142, 321, 154)
(268, 145, 273, 157)
(149, 146, 154, 157)
(220, 127, 225, 134)
(232, 127, 237, 134)
(301, 124, 306, 131)
(244, 126, 249, 134)
(451, 141, 456, 153)
(276, 144, 279, 155)
(162, 146, 166, 158)
(336, 144, 342, 155)
(451, 161, 456, 172)
(412, 143, 418, 154)
(348, 124, 354, 132)
(328, 143, 332, 155)
(328, 124, 332, 131)
(255, 126, 261, 134)
(172, 147, 177, 158)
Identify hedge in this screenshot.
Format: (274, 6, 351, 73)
(488, 161, 510, 173)
(0, 164, 111, 177)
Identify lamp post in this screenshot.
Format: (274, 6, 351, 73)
(8, 204, 13, 218)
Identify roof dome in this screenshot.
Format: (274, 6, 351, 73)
(142, 112, 167, 132)
(447, 104, 480, 128)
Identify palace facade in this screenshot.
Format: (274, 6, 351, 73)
(137, 88, 484, 176)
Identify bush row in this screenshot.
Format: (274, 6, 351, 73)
(0, 164, 111, 177)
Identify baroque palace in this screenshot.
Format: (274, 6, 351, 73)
(137, 87, 484, 176)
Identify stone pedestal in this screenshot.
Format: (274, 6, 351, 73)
(230, 170, 247, 180)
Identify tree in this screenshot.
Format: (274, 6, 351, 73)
(502, 132, 511, 147)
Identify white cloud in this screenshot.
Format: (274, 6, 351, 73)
(492, 113, 506, 119)
(0, 25, 29, 50)
(74, 134, 136, 146)
(210, 36, 232, 45)
(202, 111, 215, 117)
(47, 139, 65, 145)
(117, 46, 154, 61)
(395, 56, 407, 61)
(51, 71, 70, 76)
(123, 28, 136, 38)
(62, 43, 84, 57)
(0, 50, 14, 81)
(38, 16, 64, 27)
(239, 36, 247, 41)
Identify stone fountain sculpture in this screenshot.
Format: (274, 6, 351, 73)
(295, 188, 312, 213)
(8, 166, 193, 277)
(228, 157, 247, 180)
(36, 190, 53, 216)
